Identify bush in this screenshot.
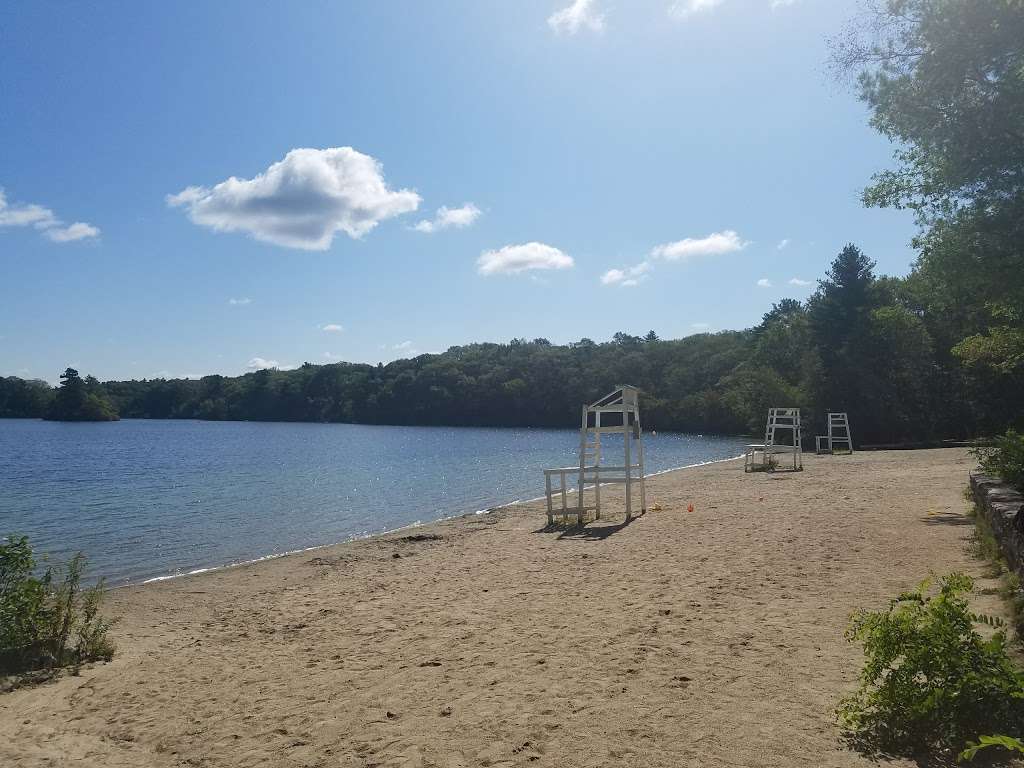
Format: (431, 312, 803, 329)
(839, 573, 1024, 757)
(975, 429, 1024, 489)
(0, 536, 115, 675)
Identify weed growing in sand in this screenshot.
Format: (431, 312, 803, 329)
(961, 734, 1024, 762)
(968, 511, 1007, 578)
(0, 536, 115, 676)
(974, 429, 1024, 489)
(966, 502, 1024, 642)
(839, 573, 1024, 758)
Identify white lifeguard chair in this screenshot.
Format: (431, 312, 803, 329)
(543, 385, 648, 526)
(816, 412, 853, 454)
(745, 407, 803, 472)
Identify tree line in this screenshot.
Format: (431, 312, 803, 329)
(1, 0, 1020, 445)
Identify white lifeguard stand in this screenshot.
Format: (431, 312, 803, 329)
(544, 385, 648, 526)
(745, 407, 803, 472)
(816, 412, 853, 454)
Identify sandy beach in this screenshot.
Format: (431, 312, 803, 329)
(1, 448, 1001, 767)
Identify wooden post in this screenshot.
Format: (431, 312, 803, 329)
(545, 472, 553, 526)
(577, 405, 587, 526)
(624, 410, 632, 521)
(594, 410, 602, 519)
(560, 470, 567, 514)
(637, 417, 647, 514)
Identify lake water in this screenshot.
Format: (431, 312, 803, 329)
(0, 419, 746, 584)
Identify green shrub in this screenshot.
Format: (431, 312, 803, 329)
(839, 573, 1024, 757)
(961, 734, 1024, 762)
(975, 429, 1024, 489)
(0, 536, 115, 675)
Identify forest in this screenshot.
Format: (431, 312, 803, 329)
(1, 0, 1021, 445)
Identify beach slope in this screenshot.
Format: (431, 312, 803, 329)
(1, 448, 997, 767)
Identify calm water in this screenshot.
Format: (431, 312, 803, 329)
(0, 419, 746, 584)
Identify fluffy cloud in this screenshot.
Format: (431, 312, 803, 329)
(757, 278, 773, 287)
(600, 230, 746, 286)
(548, 0, 606, 34)
(44, 222, 100, 242)
(477, 242, 574, 276)
(228, 297, 252, 306)
(650, 230, 749, 261)
(776, 238, 790, 251)
(0, 189, 100, 243)
(389, 341, 421, 357)
(788, 277, 812, 286)
(413, 203, 481, 233)
(669, 0, 725, 19)
(167, 147, 421, 251)
(321, 323, 344, 333)
(601, 261, 651, 287)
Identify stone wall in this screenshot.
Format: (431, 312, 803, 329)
(971, 471, 1024, 573)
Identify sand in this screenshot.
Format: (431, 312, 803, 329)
(0, 448, 1004, 767)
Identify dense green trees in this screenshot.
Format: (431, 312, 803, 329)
(0, 377, 53, 418)
(0, 236, 1017, 443)
(43, 368, 118, 422)
(832, 0, 1024, 436)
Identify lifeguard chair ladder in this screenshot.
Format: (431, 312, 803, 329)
(828, 412, 853, 453)
(745, 407, 803, 472)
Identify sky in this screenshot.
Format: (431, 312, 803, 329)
(0, 0, 919, 383)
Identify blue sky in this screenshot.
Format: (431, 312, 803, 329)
(0, 0, 918, 383)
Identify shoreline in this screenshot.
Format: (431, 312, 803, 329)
(2, 447, 999, 768)
(131, 453, 745, 588)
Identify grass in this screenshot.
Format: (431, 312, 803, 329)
(965, 497, 1024, 644)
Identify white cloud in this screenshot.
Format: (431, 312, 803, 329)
(601, 261, 651, 287)
(247, 357, 295, 371)
(413, 203, 481, 233)
(477, 242, 574, 276)
(321, 323, 344, 333)
(322, 352, 343, 360)
(669, 0, 725, 20)
(776, 238, 790, 251)
(167, 147, 421, 251)
(43, 222, 100, 242)
(650, 230, 749, 261)
(548, 0, 606, 34)
(788, 277, 812, 286)
(757, 278, 773, 287)
(390, 340, 420, 357)
(0, 189, 100, 243)
(228, 297, 252, 306)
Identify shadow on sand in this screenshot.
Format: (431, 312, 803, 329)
(919, 511, 974, 527)
(532, 512, 643, 541)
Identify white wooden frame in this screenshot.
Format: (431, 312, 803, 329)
(745, 407, 803, 472)
(815, 412, 854, 455)
(544, 385, 648, 526)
